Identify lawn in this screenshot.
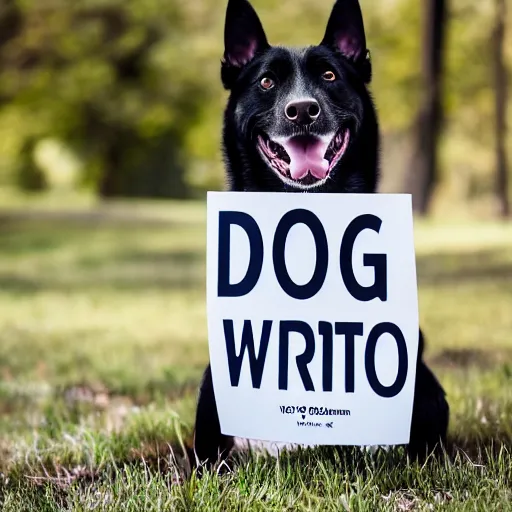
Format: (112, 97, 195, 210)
(0, 198, 512, 510)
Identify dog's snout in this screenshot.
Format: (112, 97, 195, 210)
(285, 99, 321, 125)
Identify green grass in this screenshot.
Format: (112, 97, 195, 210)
(0, 198, 512, 510)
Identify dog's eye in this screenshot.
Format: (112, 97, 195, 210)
(322, 71, 336, 81)
(260, 77, 274, 90)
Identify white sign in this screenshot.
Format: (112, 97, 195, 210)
(206, 192, 419, 446)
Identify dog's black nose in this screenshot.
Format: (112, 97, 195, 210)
(285, 99, 321, 125)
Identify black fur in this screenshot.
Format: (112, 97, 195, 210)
(193, 0, 448, 467)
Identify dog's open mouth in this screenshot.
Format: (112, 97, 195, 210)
(257, 128, 350, 187)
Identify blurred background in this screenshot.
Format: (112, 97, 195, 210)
(0, 0, 509, 215)
(0, 0, 511, 498)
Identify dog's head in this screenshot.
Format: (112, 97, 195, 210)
(221, 0, 379, 193)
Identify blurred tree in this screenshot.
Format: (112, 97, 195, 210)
(0, 0, 211, 198)
(15, 138, 47, 192)
(493, 0, 509, 218)
(404, 0, 447, 215)
(0, 0, 21, 59)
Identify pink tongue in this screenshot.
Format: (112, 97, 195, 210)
(280, 136, 330, 180)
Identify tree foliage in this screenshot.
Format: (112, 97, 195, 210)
(0, 0, 215, 197)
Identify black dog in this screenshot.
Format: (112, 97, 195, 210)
(193, 0, 449, 466)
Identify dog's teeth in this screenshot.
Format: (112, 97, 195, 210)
(266, 140, 277, 158)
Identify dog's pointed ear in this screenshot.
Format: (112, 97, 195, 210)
(221, 0, 269, 90)
(320, 0, 372, 83)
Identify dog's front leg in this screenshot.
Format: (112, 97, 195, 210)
(407, 330, 449, 460)
(193, 364, 234, 467)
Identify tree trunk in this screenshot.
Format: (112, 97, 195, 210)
(405, 0, 447, 215)
(493, 0, 509, 218)
(98, 139, 124, 198)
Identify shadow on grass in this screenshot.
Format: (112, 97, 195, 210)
(0, 209, 184, 228)
(0, 249, 205, 293)
(1, 246, 511, 296)
(430, 347, 512, 371)
(0, 217, 178, 256)
(416, 248, 512, 287)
